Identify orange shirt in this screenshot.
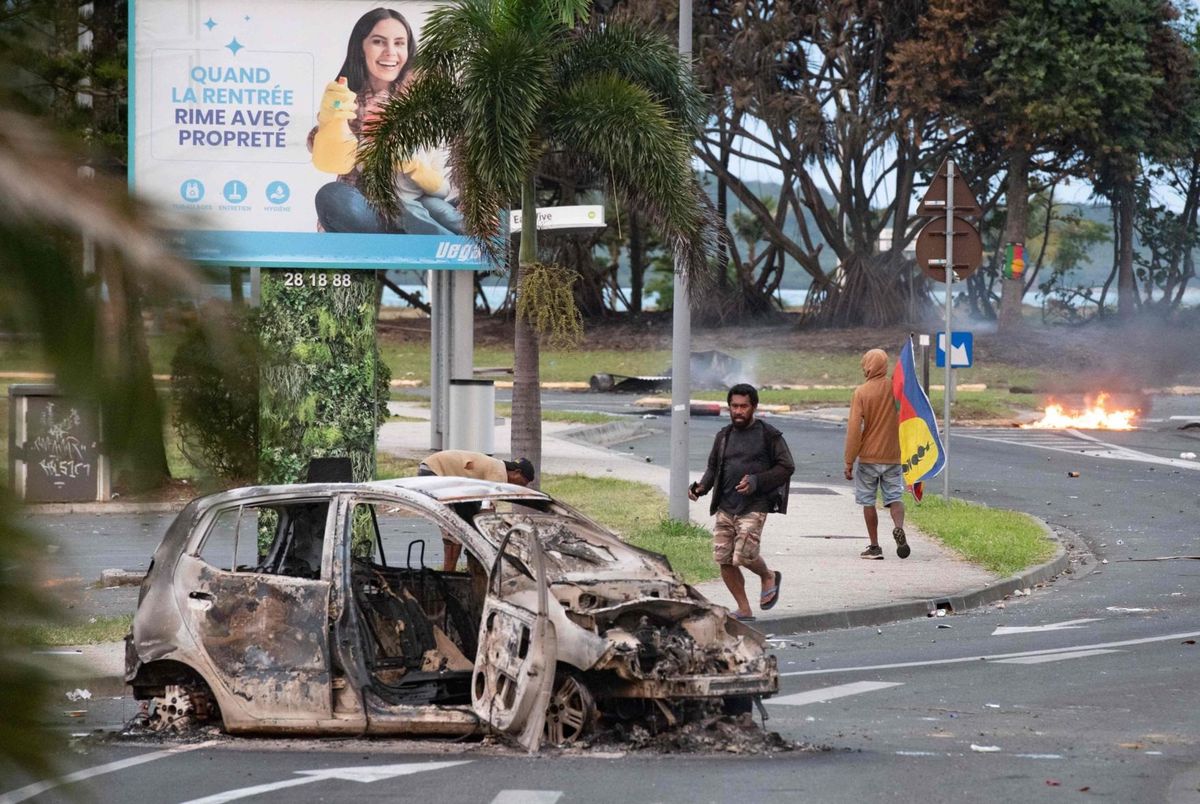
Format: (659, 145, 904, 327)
(844, 350, 901, 466)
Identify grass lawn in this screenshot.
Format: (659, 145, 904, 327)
(543, 474, 715, 583)
(379, 341, 1048, 395)
(907, 493, 1056, 576)
(377, 453, 421, 479)
(495, 404, 619, 426)
(21, 614, 133, 646)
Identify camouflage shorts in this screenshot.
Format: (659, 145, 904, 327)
(713, 510, 768, 566)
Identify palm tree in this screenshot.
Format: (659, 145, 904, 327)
(0, 107, 203, 776)
(359, 0, 713, 474)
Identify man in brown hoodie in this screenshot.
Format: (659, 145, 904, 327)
(844, 349, 910, 560)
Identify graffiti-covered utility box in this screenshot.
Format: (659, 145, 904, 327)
(8, 385, 109, 503)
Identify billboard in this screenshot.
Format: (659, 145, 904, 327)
(130, 0, 484, 269)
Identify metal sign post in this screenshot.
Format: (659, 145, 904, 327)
(943, 162, 954, 499)
(915, 158, 982, 501)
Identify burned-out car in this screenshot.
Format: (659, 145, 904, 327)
(125, 477, 778, 750)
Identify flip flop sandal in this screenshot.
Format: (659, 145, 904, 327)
(760, 570, 783, 610)
(733, 613, 757, 622)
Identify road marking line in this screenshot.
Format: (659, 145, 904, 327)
(991, 618, 1102, 636)
(779, 629, 1200, 677)
(956, 428, 1200, 470)
(768, 680, 901, 707)
(180, 760, 471, 804)
(995, 648, 1122, 665)
(490, 792, 563, 804)
(0, 741, 218, 804)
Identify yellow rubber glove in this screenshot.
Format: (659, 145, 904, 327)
(317, 78, 357, 124)
(401, 158, 443, 195)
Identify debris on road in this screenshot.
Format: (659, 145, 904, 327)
(582, 708, 809, 755)
(588, 350, 744, 394)
(65, 688, 92, 702)
(970, 744, 1002, 753)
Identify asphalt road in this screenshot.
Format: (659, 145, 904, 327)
(9, 393, 1200, 802)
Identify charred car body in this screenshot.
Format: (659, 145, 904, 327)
(125, 477, 778, 750)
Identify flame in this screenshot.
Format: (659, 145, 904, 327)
(1022, 393, 1138, 430)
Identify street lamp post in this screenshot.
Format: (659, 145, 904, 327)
(668, 0, 692, 522)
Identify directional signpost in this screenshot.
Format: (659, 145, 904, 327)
(915, 159, 982, 499)
(935, 331, 974, 368)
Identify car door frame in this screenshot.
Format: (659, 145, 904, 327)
(178, 493, 336, 727)
(470, 522, 557, 752)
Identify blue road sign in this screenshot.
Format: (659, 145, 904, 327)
(936, 331, 974, 368)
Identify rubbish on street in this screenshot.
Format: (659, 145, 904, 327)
(970, 744, 1002, 752)
(588, 350, 744, 393)
(65, 688, 92, 702)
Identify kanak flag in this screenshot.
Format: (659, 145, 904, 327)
(892, 337, 945, 500)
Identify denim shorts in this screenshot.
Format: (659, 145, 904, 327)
(854, 462, 904, 507)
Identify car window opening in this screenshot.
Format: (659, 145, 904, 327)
(198, 500, 329, 580)
(349, 501, 489, 707)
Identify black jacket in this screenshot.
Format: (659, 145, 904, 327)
(695, 419, 794, 516)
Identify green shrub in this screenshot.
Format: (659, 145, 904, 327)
(170, 308, 259, 482)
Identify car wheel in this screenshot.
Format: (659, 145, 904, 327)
(148, 682, 218, 732)
(543, 672, 596, 745)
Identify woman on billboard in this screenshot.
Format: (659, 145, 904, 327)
(309, 7, 463, 235)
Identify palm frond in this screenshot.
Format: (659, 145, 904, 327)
(459, 24, 556, 197)
(0, 110, 197, 292)
(358, 73, 464, 219)
(560, 23, 707, 129)
(540, 0, 591, 26)
(449, 136, 509, 267)
(419, 0, 496, 74)
(547, 74, 715, 280)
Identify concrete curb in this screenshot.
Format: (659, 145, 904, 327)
(558, 420, 656, 447)
(24, 501, 186, 515)
(753, 515, 1071, 635)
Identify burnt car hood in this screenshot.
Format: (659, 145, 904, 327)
(471, 511, 675, 584)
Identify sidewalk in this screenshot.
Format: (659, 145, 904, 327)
(379, 403, 1068, 634)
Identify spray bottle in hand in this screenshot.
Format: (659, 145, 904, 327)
(312, 78, 358, 175)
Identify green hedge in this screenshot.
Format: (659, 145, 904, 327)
(257, 271, 390, 485)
